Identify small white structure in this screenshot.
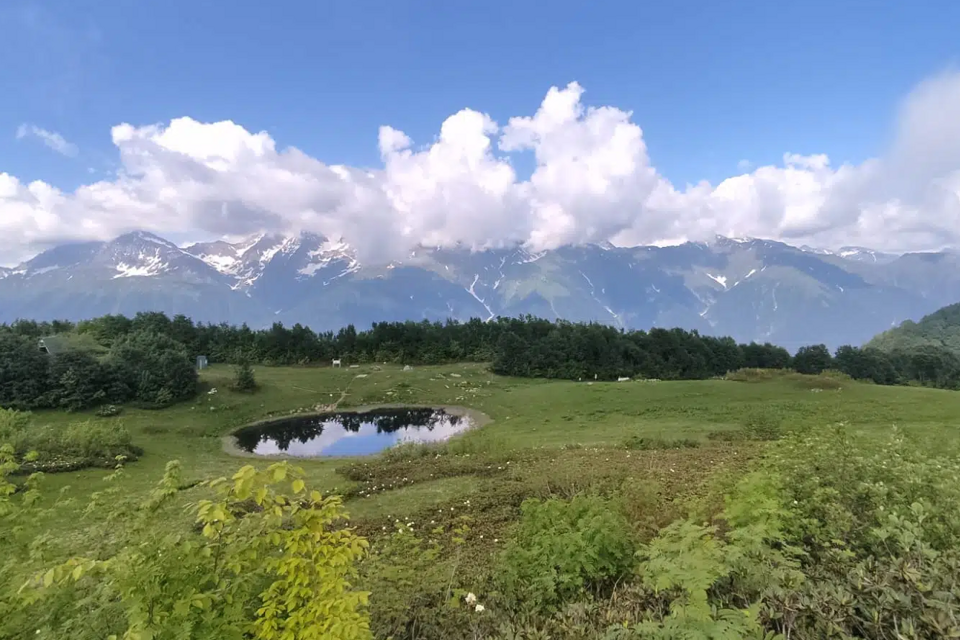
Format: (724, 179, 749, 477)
(332, 359, 342, 368)
(617, 376, 631, 382)
(196, 355, 209, 370)
(403, 365, 413, 371)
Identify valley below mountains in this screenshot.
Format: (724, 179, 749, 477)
(2, 230, 958, 350)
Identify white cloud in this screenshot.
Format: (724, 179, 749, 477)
(15, 124, 78, 157)
(3, 72, 960, 266)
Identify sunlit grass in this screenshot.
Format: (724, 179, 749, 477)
(19, 362, 960, 565)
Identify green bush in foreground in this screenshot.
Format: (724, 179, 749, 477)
(15, 461, 372, 640)
(498, 495, 636, 614)
(610, 427, 960, 639)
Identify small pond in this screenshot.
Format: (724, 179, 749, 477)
(232, 407, 472, 457)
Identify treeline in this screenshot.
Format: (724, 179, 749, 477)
(491, 321, 960, 389)
(1, 313, 503, 366)
(0, 329, 197, 411)
(2, 313, 959, 407)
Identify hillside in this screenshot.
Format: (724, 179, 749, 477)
(866, 301, 960, 355)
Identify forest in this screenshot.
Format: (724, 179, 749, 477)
(2, 312, 960, 413)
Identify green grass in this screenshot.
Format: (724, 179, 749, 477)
(19, 362, 960, 558)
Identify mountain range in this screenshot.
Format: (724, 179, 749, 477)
(2, 230, 958, 350)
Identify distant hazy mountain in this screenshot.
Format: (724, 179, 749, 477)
(867, 302, 960, 356)
(1, 230, 957, 350)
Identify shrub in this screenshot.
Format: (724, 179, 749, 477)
(624, 428, 960, 639)
(498, 495, 635, 613)
(0, 408, 31, 441)
(232, 361, 258, 393)
(0, 410, 141, 473)
(18, 462, 373, 640)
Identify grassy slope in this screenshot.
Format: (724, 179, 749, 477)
(24, 362, 960, 558)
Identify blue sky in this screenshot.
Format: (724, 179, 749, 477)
(4, 0, 958, 187)
(2, 0, 960, 263)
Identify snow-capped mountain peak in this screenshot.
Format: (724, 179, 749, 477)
(298, 237, 359, 279)
(3, 232, 957, 352)
(185, 232, 353, 289)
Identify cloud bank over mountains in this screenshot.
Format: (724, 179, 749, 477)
(3, 71, 960, 266)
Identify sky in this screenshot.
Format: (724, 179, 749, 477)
(2, 0, 960, 266)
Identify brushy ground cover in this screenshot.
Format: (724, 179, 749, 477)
(5, 363, 960, 638)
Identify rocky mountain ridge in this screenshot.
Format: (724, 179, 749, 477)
(1, 231, 956, 350)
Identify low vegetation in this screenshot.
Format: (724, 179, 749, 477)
(0, 408, 142, 472)
(2, 355, 960, 638)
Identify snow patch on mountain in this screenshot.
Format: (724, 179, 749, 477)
(196, 252, 239, 273)
(706, 273, 728, 289)
(298, 238, 359, 279)
(113, 252, 169, 278)
(31, 265, 61, 276)
(732, 268, 758, 288)
(465, 274, 496, 321)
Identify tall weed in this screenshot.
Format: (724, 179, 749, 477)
(498, 495, 636, 614)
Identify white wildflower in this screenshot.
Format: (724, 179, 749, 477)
(464, 593, 477, 605)
(475, 604, 485, 613)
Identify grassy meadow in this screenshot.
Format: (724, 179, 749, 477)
(27, 362, 960, 539)
(10, 363, 960, 638)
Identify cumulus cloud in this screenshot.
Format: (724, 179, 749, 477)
(3, 72, 960, 266)
(15, 124, 78, 157)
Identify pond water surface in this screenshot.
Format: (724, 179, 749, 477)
(232, 407, 472, 457)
